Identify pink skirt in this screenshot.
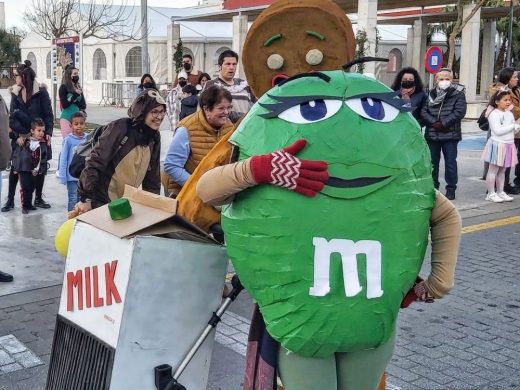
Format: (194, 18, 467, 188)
(481, 139, 518, 167)
(60, 119, 73, 138)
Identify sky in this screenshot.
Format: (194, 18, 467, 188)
(3, 0, 200, 30)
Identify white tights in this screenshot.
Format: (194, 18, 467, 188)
(486, 164, 506, 193)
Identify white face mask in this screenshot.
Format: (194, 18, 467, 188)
(437, 80, 451, 90)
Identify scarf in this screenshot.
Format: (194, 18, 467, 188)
(429, 88, 447, 106)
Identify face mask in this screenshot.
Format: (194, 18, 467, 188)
(143, 82, 154, 89)
(72, 76, 79, 83)
(178, 80, 187, 87)
(183, 63, 191, 71)
(401, 80, 415, 89)
(437, 80, 451, 90)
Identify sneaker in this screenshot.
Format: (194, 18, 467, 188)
(22, 208, 29, 214)
(485, 192, 504, 203)
(445, 189, 455, 200)
(34, 198, 51, 209)
(497, 192, 514, 202)
(1, 199, 14, 212)
(0, 271, 13, 282)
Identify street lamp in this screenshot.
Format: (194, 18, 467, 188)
(141, 0, 149, 74)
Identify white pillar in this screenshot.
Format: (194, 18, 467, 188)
(232, 14, 248, 80)
(0, 2, 5, 30)
(357, 0, 378, 74)
(480, 21, 496, 98)
(405, 27, 414, 67)
(459, 4, 481, 102)
(167, 23, 180, 84)
(411, 19, 427, 82)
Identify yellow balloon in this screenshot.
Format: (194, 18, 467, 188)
(55, 219, 76, 258)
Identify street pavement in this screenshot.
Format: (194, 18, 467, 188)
(1, 89, 520, 389)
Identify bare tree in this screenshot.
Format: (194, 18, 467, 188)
(446, 0, 486, 69)
(24, 0, 145, 41)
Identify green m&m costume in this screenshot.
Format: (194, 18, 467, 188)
(220, 70, 436, 388)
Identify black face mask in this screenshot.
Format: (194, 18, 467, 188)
(183, 62, 192, 71)
(72, 76, 79, 83)
(178, 80, 187, 87)
(401, 80, 415, 89)
(143, 82, 154, 89)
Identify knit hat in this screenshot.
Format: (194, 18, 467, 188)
(128, 89, 166, 125)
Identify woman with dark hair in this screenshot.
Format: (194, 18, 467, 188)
(135, 73, 157, 97)
(59, 65, 86, 138)
(196, 72, 211, 92)
(162, 85, 234, 197)
(391, 66, 427, 122)
(2, 60, 53, 212)
(487, 67, 520, 194)
(75, 89, 164, 213)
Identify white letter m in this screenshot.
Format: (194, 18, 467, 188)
(309, 238, 383, 299)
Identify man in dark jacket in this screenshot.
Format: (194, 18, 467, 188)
(421, 68, 467, 200)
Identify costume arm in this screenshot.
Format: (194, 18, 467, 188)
(424, 191, 462, 298)
(163, 127, 191, 186)
(197, 159, 256, 206)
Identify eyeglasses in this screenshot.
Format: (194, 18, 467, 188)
(213, 105, 233, 113)
(150, 109, 166, 118)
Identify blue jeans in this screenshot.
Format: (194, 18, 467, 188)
(427, 140, 459, 191)
(66, 181, 79, 211)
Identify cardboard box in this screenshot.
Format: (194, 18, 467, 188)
(51, 186, 228, 390)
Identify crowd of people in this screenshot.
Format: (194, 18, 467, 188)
(392, 66, 520, 201)
(0, 52, 518, 284)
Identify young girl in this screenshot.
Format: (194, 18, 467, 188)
(482, 89, 520, 202)
(59, 112, 87, 211)
(11, 118, 49, 214)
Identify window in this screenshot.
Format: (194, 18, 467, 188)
(213, 46, 231, 77)
(387, 49, 403, 73)
(27, 52, 37, 75)
(93, 49, 107, 80)
(46, 52, 51, 79)
(125, 47, 142, 77)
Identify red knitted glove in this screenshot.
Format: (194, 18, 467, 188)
(400, 276, 435, 308)
(250, 139, 329, 197)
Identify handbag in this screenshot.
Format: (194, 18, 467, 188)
(477, 108, 489, 131)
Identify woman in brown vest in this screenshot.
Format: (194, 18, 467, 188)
(162, 85, 234, 197)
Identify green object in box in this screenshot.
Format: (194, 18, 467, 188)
(108, 198, 133, 220)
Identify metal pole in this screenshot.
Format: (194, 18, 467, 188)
(141, 0, 149, 74)
(506, 0, 514, 67)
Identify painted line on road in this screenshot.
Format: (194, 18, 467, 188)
(462, 216, 520, 234)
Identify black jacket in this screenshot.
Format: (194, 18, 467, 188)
(179, 96, 199, 120)
(9, 83, 54, 142)
(59, 84, 86, 111)
(11, 139, 49, 175)
(421, 85, 467, 141)
(398, 90, 427, 123)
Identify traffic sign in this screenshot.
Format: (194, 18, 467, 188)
(424, 46, 444, 74)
